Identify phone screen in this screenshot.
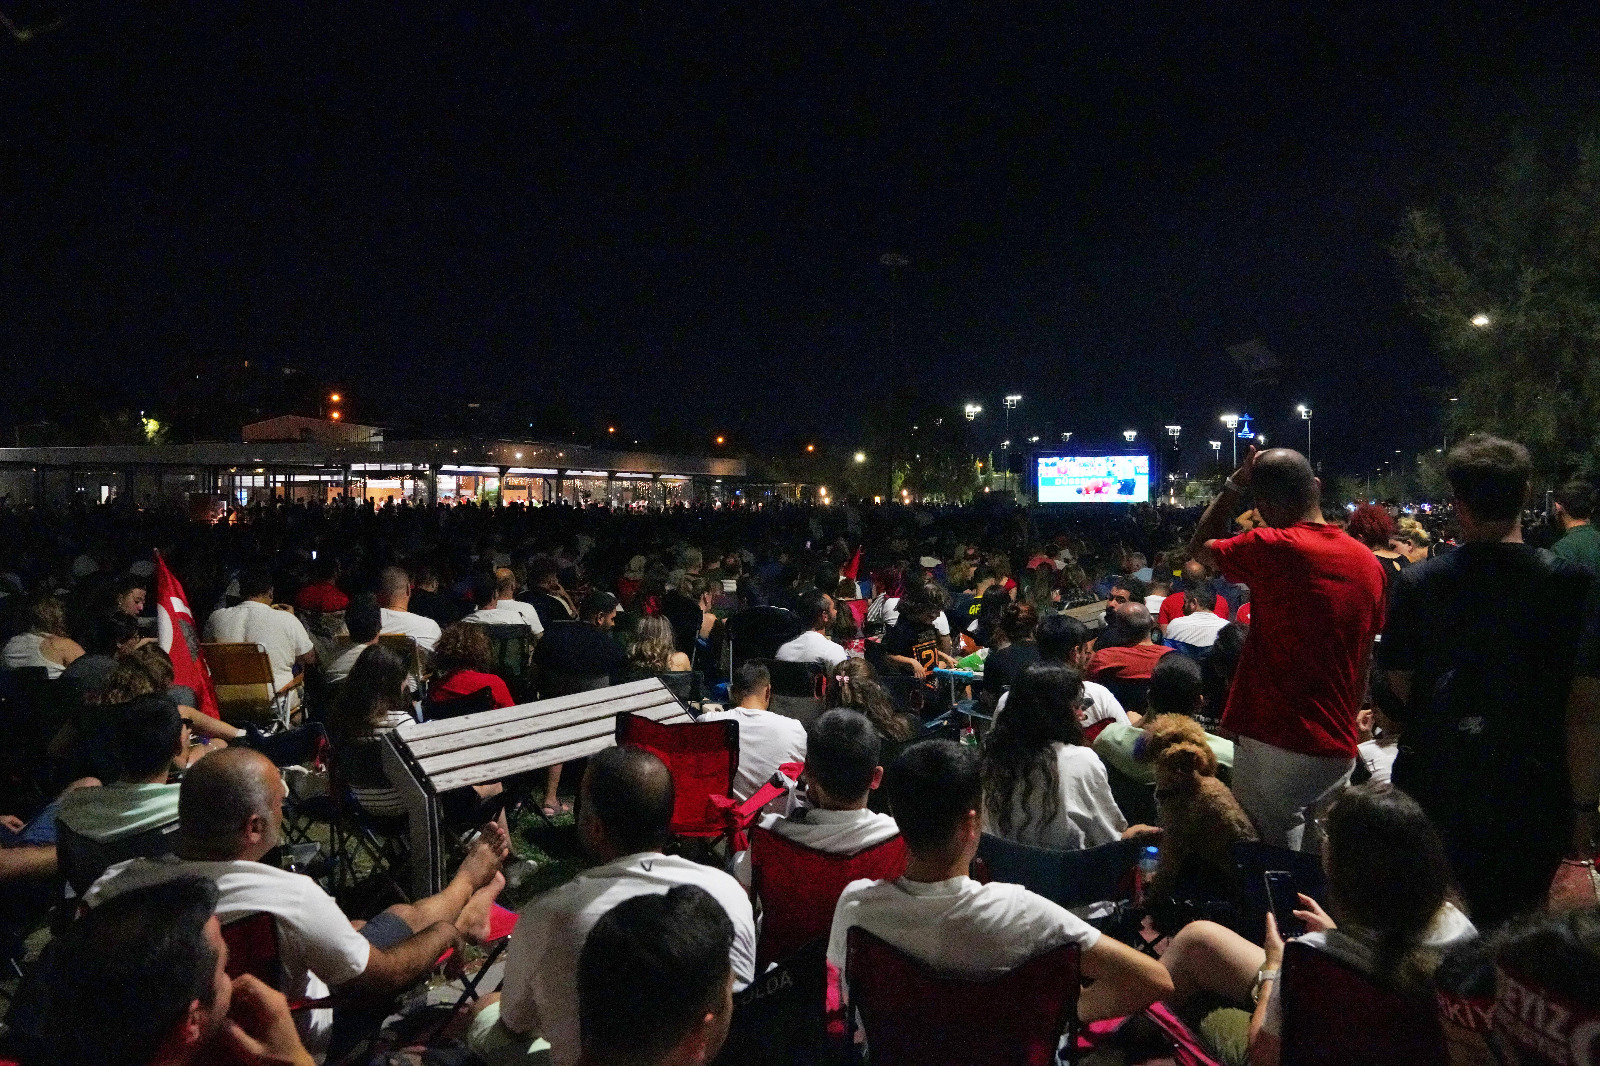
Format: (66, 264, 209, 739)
(1263, 870, 1304, 938)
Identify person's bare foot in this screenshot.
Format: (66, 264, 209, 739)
(458, 823, 510, 890)
(457, 872, 505, 943)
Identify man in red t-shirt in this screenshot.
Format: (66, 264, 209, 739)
(1191, 447, 1384, 852)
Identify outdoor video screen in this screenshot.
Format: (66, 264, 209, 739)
(1036, 454, 1151, 504)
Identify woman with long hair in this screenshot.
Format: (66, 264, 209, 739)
(980, 601, 1040, 711)
(980, 663, 1129, 851)
(1159, 783, 1476, 1066)
(833, 656, 917, 744)
(626, 615, 691, 674)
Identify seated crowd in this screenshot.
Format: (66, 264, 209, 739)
(0, 432, 1595, 1065)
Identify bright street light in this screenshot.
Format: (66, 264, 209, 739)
(1470, 313, 1492, 328)
(1060, 432, 1072, 443)
(1165, 425, 1181, 441)
(1220, 414, 1240, 466)
(1123, 430, 1137, 442)
(853, 451, 867, 464)
(964, 403, 982, 421)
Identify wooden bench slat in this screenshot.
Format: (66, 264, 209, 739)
(405, 690, 680, 759)
(427, 710, 691, 791)
(415, 701, 688, 776)
(397, 678, 667, 742)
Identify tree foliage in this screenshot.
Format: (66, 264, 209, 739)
(1395, 127, 1600, 476)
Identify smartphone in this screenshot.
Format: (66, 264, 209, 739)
(1263, 870, 1305, 938)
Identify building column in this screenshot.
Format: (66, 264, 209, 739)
(427, 464, 439, 508)
(497, 466, 509, 508)
(554, 469, 566, 505)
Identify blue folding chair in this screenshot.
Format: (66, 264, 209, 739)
(973, 833, 1141, 911)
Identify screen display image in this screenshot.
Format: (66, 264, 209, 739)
(1036, 454, 1151, 504)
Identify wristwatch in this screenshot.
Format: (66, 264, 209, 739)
(1252, 968, 1280, 1004)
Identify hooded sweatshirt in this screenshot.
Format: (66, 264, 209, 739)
(58, 782, 181, 842)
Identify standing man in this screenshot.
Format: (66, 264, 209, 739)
(1190, 447, 1384, 852)
(1378, 436, 1593, 927)
(1552, 480, 1600, 574)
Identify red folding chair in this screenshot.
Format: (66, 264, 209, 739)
(615, 713, 797, 853)
(843, 926, 1081, 1066)
(221, 912, 340, 1012)
(1279, 940, 1448, 1066)
(749, 828, 907, 970)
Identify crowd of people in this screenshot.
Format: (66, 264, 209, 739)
(0, 434, 1595, 1066)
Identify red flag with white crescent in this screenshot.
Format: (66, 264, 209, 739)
(154, 551, 221, 719)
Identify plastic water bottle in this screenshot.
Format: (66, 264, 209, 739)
(1136, 844, 1160, 906)
(960, 726, 978, 748)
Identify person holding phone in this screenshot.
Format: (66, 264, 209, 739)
(1155, 784, 1476, 1066)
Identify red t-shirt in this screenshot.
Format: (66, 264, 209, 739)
(1086, 642, 1172, 681)
(294, 580, 349, 613)
(1156, 591, 1231, 628)
(432, 669, 513, 709)
(1211, 522, 1384, 758)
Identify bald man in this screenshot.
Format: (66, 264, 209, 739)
(1087, 603, 1172, 683)
(475, 746, 755, 1066)
(84, 747, 510, 1057)
(1190, 446, 1385, 852)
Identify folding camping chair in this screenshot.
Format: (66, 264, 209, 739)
(1279, 940, 1449, 1065)
(614, 712, 795, 859)
(749, 827, 907, 970)
(474, 622, 538, 703)
(203, 642, 299, 729)
(973, 834, 1141, 913)
(843, 926, 1081, 1066)
(752, 657, 829, 729)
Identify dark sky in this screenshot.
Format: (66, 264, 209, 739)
(5, 1, 1599, 473)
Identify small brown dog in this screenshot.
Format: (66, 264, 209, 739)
(1142, 714, 1258, 899)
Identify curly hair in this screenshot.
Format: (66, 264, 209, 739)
(1347, 504, 1397, 549)
(833, 657, 916, 742)
(628, 615, 679, 673)
(980, 662, 1085, 839)
(431, 622, 492, 678)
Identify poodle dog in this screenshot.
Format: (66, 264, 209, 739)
(1141, 714, 1258, 900)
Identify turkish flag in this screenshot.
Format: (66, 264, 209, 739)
(842, 547, 862, 581)
(154, 551, 221, 719)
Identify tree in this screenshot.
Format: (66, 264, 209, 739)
(1395, 126, 1600, 476)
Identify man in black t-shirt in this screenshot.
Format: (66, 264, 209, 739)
(883, 582, 953, 680)
(1377, 435, 1592, 927)
(534, 591, 627, 686)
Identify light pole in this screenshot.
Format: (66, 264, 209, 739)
(1123, 430, 1137, 443)
(1209, 440, 1222, 473)
(964, 403, 982, 421)
(1060, 432, 1072, 444)
(1003, 395, 1021, 493)
(1297, 404, 1312, 460)
(1220, 414, 1239, 467)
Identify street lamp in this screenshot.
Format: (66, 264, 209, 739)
(1123, 430, 1137, 443)
(854, 451, 867, 464)
(1209, 440, 1222, 465)
(1060, 432, 1072, 443)
(1002, 395, 1021, 492)
(1297, 404, 1312, 460)
(1220, 414, 1240, 467)
(1470, 312, 1492, 328)
(964, 403, 982, 421)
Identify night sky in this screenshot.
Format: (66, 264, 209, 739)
(5, 2, 1598, 473)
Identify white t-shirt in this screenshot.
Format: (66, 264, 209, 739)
(2, 632, 65, 679)
(324, 641, 372, 683)
(826, 875, 1100, 993)
(203, 600, 314, 694)
(85, 855, 371, 1052)
(1162, 610, 1229, 648)
(694, 704, 808, 803)
(466, 600, 545, 635)
(499, 851, 757, 1066)
(989, 743, 1128, 852)
(734, 806, 901, 888)
(995, 680, 1128, 733)
(775, 630, 850, 671)
(1261, 902, 1476, 1037)
(1144, 595, 1167, 615)
(379, 607, 442, 653)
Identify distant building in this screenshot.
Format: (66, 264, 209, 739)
(242, 415, 382, 444)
